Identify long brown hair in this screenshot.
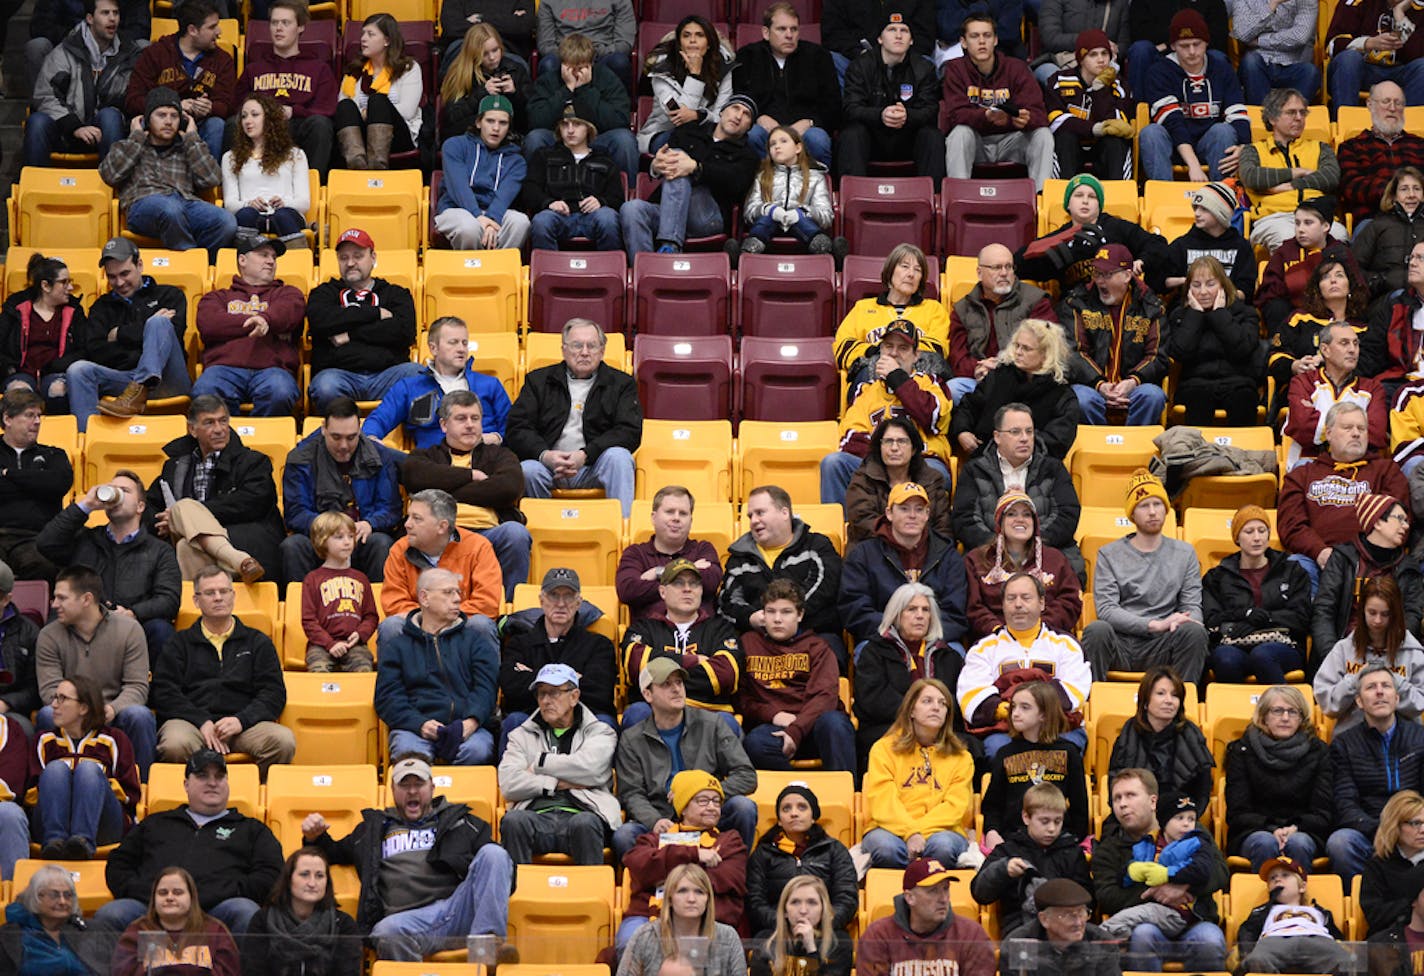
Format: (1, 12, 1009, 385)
(645, 15, 728, 90)
(441, 23, 503, 105)
(1132, 665, 1190, 732)
(229, 93, 297, 176)
(1301, 253, 1369, 322)
(1186, 254, 1239, 305)
(756, 126, 812, 206)
(1009, 680, 1070, 743)
(886, 678, 965, 756)
(1354, 575, 1407, 665)
(346, 13, 414, 80)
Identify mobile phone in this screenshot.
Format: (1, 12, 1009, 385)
(666, 98, 681, 112)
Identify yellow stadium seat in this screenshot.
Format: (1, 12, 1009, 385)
(177, 581, 280, 636)
(1248, 104, 1332, 144)
(325, 169, 424, 250)
(1226, 871, 1344, 943)
(1174, 427, 1278, 511)
(42, 414, 81, 483)
(942, 255, 978, 305)
(265, 764, 378, 855)
(522, 498, 624, 588)
(751, 771, 855, 846)
(634, 419, 734, 503)
(10, 859, 112, 914)
(1204, 683, 1315, 767)
(736, 420, 840, 506)
(422, 249, 522, 333)
(213, 246, 316, 294)
(140, 249, 213, 310)
(318, 248, 420, 304)
(372, 966, 482, 976)
(1077, 505, 1179, 590)
(510, 583, 619, 645)
(1067, 426, 1164, 506)
(229, 417, 298, 501)
(281, 671, 380, 766)
(142, 761, 263, 819)
(506, 864, 616, 964)
(1087, 680, 1200, 776)
(1040, 179, 1138, 235)
(3, 247, 102, 303)
(282, 580, 384, 669)
(1181, 507, 1280, 573)
(627, 500, 736, 559)
(9, 169, 114, 248)
(523, 331, 629, 380)
(81, 414, 189, 490)
(863, 868, 979, 928)
(1142, 180, 1206, 239)
(1336, 105, 1373, 143)
(378, 765, 502, 838)
(466, 332, 520, 401)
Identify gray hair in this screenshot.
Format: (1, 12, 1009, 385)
(437, 389, 481, 421)
(18, 864, 77, 917)
(410, 488, 457, 528)
(878, 582, 943, 643)
(561, 317, 606, 345)
(416, 567, 461, 596)
(1323, 400, 1367, 430)
(1261, 88, 1307, 129)
(187, 394, 229, 420)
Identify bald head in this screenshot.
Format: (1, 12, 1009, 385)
(1370, 81, 1406, 137)
(977, 243, 1017, 297)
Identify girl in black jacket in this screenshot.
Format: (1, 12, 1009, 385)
(1107, 666, 1214, 815)
(748, 875, 852, 976)
(1361, 790, 1424, 935)
(1167, 255, 1263, 426)
(242, 847, 362, 976)
(439, 24, 533, 138)
(1202, 504, 1311, 684)
(745, 785, 857, 935)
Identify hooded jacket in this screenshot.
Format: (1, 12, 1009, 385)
(35, 502, 182, 624)
(151, 617, 287, 730)
(948, 281, 1057, 379)
(971, 827, 1094, 936)
(283, 429, 405, 535)
(401, 439, 526, 527)
(1166, 223, 1258, 301)
(33, 23, 137, 133)
(840, 528, 968, 645)
(951, 443, 1081, 551)
(622, 607, 741, 712)
(746, 823, 859, 932)
(718, 519, 843, 635)
(863, 734, 974, 839)
(1279, 451, 1408, 559)
(982, 735, 1090, 839)
(235, 49, 339, 120)
(1063, 278, 1170, 388)
(305, 276, 417, 376)
(81, 275, 187, 372)
(842, 47, 940, 132)
(374, 610, 499, 734)
(505, 361, 643, 465)
(1201, 548, 1311, 650)
(743, 162, 835, 230)
(733, 39, 841, 131)
(439, 134, 527, 224)
(1310, 538, 1424, 660)
(124, 32, 236, 120)
(1330, 716, 1424, 837)
(940, 52, 1046, 134)
(195, 275, 304, 374)
(950, 364, 1079, 459)
(857, 894, 996, 976)
(500, 702, 622, 828)
(498, 608, 617, 717)
(1223, 726, 1333, 854)
(1317, 630, 1424, 732)
(362, 360, 512, 449)
(639, 45, 736, 152)
(615, 705, 758, 828)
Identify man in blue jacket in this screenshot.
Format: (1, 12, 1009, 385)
(362, 315, 512, 450)
(375, 567, 501, 767)
(433, 94, 530, 251)
(281, 397, 404, 586)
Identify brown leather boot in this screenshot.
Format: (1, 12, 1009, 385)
(97, 382, 149, 418)
(366, 123, 395, 170)
(337, 126, 368, 169)
(237, 557, 265, 584)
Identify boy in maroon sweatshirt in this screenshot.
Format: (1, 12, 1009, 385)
(234, 0, 338, 172)
(124, 0, 234, 163)
(736, 579, 854, 773)
(300, 511, 377, 672)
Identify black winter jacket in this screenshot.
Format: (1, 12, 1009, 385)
(1367, 921, 1417, 976)
(718, 519, 842, 635)
(972, 828, 1093, 936)
(499, 609, 617, 717)
(840, 530, 967, 645)
(306, 276, 418, 376)
(144, 430, 285, 544)
(151, 617, 287, 730)
(105, 805, 283, 909)
(823, 0, 935, 58)
(520, 144, 624, 213)
(853, 634, 961, 745)
(1237, 898, 1345, 950)
(82, 276, 187, 372)
(314, 797, 497, 930)
(0, 291, 88, 382)
(998, 920, 1120, 976)
(1223, 728, 1333, 854)
(1311, 539, 1424, 663)
(951, 443, 1080, 551)
(36, 502, 182, 624)
(841, 47, 940, 129)
(505, 361, 642, 465)
(732, 40, 841, 131)
(1354, 204, 1424, 297)
(1201, 549, 1312, 650)
(1108, 719, 1215, 815)
(0, 607, 39, 719)
(1361, 848, 1424, 935)
(659, 120, 761, 223)
(1330, 717, 1424, 836)
(1017, 213, 1171, 294)
(0, 439, 71, 533)
(949, 364, 1079, 459)
(746, 823, 859, 932)
(1167, 299, 1264, 386)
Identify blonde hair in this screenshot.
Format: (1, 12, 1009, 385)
(1250, 685, 1315, 737)
(441, 23, 504, 106)
(310, 511, 357, 559)
(657, 864, 717, 957)
(1376, 790, 1424, 858)
(765, 876, 835, 973)
(1186, 254, 1240, 305)
(1008, 319, 1069, 383)
(886, 678, 965, 756)
(757, 126, 812, 207)
(1023, 782, 1067, 815)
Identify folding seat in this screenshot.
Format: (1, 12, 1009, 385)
(1181, 507, 1279, 573)
(632, 335, 734, 421)
(281, 671, 380, 765)
(422, 248, 523, 332)
(840, 254, 940, 317)
(736, 253, 836, 338)
(524, 331, 629, 380)
(1174, 426, 1278, 510)
(410, 765, 502, 836)
(228, 417, 298, 500)
(506, 865, 617, 964)
(467, 332, 520, 401)
(9, 169, 114, 248)
(631, 252, 732, 336)
(324, 169, 424, 250)
(10, 859, 113, 914)
(145, 762, 262, 819)
(942, 255, 979, 304)
(81, 415, 189, 490)
(2, 247, 102, 303)
(141, 249, 213, 310)
(940, 178, 1036, 257)
(736, 420, 838, 506)
(265, 764, 379, 854)
(176, 581, 280, 636)
(637, 21, 680, 75)
(751, 771, 854, 845)
(10, 580, 48, 628)
(634, 418, 734, 502)
(837, 176, 936, 258)
(1225, 872, 1343, 943)
(629, 500, 736, 557)
(1066, 425, 1164, 507)
(1038, 178, 1138, 235)
(522, 498, 625, 587)
(528, 250, 627, 334)
(1204, 683, 1314, 768)
(214, 242, 316, 294)
(245, 18, 338, 66)
(1142, 180, 1206, 239)
(1077, 505, 1178, 590)
(738, 336, 838, 422)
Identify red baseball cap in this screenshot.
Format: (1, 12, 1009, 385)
(1092, 243, 1134, 275)
(902, 858, 956, 890)
(336, 228, 376, 251)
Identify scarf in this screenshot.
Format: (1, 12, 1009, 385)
(1243, 724, 1314, 772)
(340, 62, 392, 99)
(261, 904, 340, 971)
(882, 628, 928, 680)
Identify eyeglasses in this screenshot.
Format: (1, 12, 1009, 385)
(1404, 819, 1424, 829)
(978, 263, 1015, 273)
(1386, 512, 1412, 525)
(543, 591, 580, 605)
(37, 889, 73, 901)
(996, 428, 1034, 438)
(535, 686, 575, 699)
(687, 794, 723, 807)
(664, 578, 702, 590)
(50, 692, 78, 704)
(563, 341, 603, 352)
(880, 436, 912, 447)
(1265, 707, 1301, 718)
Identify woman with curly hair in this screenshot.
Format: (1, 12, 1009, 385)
(334, 14, 422, 169)
(222, 93, 311, 243)
(639, 15, 735, 153)
(440, 24, 532, 138)
(1268, 250, 1368, 418)
(951, 318, 1079, 458)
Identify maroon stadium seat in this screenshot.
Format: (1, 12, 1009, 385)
(631, 251, 731, 335)
(839, 253, 941, 319)
(837, 176, 937, 258)
(633, 335, 734, 420)
(941, 178, 1038, 258)
(529, 250, 629, 334)
(738, 336, 837, 422)
(736, 253, 836, 338)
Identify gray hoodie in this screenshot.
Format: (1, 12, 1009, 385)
(1313, 631, 1424, 733)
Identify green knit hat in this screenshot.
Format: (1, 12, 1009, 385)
(1063, 173, 1104, 211)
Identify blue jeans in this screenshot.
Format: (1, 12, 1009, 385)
(748, 124, 832, 168)
(520, 446, 635, 517)
(1126, 920, 1228, 972)
(0, 801, 28, 881)
(529, 206, 623, 251)
(523, 126, 639, 183)
(619, 178, 725, 258)
(611, 793, 759, 860)
(1139, 121, 1241, 182)
(235, 205, 306, 237)
(370, 843, 513, 960)
(96, 896, 260, 934)
(308, 362, 423, 414)
(1328, 49, 1424, 108)
(125, 192, 237, 253)
(476, 521, 532, 600)
(1238, 51, 1322, 104)
(1288, 553, 1321, 597)
(742, 712, 857, 773)
(1239, 829, 1319, 872)
(66, 313, 192, 431)
(196, 117, 225, 166)
(860, 826, 968, 869)
(389, 726, 495, 766)
(22, 106, 125, 166)
(35, 760, 125, 846)
(36, 704, 156, 780)
(820, 450, 951, 507)
(981, 726, 1088, 759)
(946, 376, 976, 404)
(191, 364, 299, 416)
(1072, 382, 1168, 425)
(1209, 640, 1303, 684)
(745, 210, 823, 245)
(1326, 827, 1375, 882)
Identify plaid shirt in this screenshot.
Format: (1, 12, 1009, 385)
(1337, 129, 1424, 224)
(98, 131, 223, 211)
(191, 448, 220, 502)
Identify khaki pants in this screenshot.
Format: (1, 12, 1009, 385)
(306, 641, 375, 672)
(166, 498, 253, 579)
(157, 718, 296, 774)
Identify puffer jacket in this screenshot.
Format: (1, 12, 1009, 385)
(971, 827, 1094, 935)
(742, 163, 834, 230)
(32, 23, 137, 133)
(437, 135, 527, 223)
(1354, 204, 1424, 297)
(745, 824, 858, 932)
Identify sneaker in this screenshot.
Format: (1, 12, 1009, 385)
(807, 233, 833, 254)
(655, 242, 681, 254)
(740, 236, 767, 254)
(97, 382, 149, 418)
(722, 238, 742, 269)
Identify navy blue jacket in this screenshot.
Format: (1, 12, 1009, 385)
(1331, 717, 1424, 836)
(375, 611, 500, 734)
(839, 529, 968, 645)
(282, 430, 405, 535)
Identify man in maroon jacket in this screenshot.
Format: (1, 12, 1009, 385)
(859, 857, 996, 976)
(123, 0, 234, 162)
(234, 0, 337, 172)
(192, 237, 304, 417)
(615, 485, 722, 618)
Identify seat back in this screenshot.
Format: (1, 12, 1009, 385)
(524, 331, 629, 377)
(265, 764, 379, 855)
(423, 249, 522, 332)
(1181, 507, 1280, 572)
(176, 581, 280, 636)
(941, 178, 1036, 257)
(735, 420, 839, 505)
(628, 500, 736, 558)
(13, 169, 114, 248)
(838, 176, 935, 257)
(738, 336, 838, 422)
(325, 169, 424, 250)
(81, 415, 189, 490)
(634, 419, 734, 503)
(214, 247, 315, 295)
(737, 253, 836, 337)
(522, 498, 625, 587)
(632, 335, 734, 421)
(1066, 425, 1165, 506)
(528, 250, 627, 334)
(506, 865, 617, 964)
(1142, 180, 1207, 238)
(10, 859, 112, 914)
(245, 18, 338, 67)
(143, 249, 214, 310)
(631, 252, 732, 336)
(840, 254, 940, 317)
(1077, 505, 1178, 589)
(280, 672, 381, 765)
(9, 580, 47, 629)
(750, 770, 854, 845)
(229, 418, 298, 500)
(3, 247, 102, 303)
(145, 762, 263, 819)
(862, 868, 978, 927)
